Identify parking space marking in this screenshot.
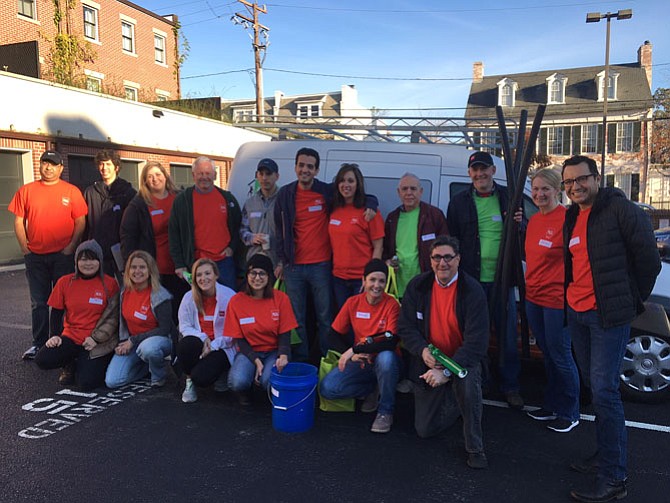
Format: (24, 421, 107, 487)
(483, 399, 670, 434)
(0, 321, 30, 330)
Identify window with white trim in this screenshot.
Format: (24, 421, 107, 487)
(582, 124, 599, 154)
(547, 127, 564, 155)
(297, 103, 321, 118)
(616, 122, 634, 152)
(18, 0, 36, 19)
(124, 86, 138, 101)
(83, 5, 99, 41)
(597, 70, 619, 101)
(234, 108, 255, 122)
(86, 76, 102, 92)
(122, 21, 135, 53)
(154, 34, 166, 64)
(546, 73, 567, 104)
(496, 78, 517, 107)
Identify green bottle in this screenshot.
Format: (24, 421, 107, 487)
(428, 344, 468, 378)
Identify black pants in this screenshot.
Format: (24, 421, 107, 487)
(177, 336, 230, 387)
(35, 336, 112, 391)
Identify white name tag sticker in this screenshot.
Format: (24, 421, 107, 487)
(150, 209, 164, 216)
(249, 211, 262, 218)
(88, 297, 103, 305)
(308, 205, 322, 212)
(329, 219, 341, 226)
(355, 311, 371, 319)
(421, 233, 436, 242)
(569, 236, 581, 248)
(492, 215, 503, 222)
(240, 317, 255, 325)
(417, 311, 424, 320)
(203, 315, 215, 322)
(133, 311, 148, 320)
(538, 239, 553, 248)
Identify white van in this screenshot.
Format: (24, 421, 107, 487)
(227, 140, 538, 218)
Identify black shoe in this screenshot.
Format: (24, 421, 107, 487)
(547, 418, 579, 433)
(570, 452, 600, 474)
(504, 391, 524, 410)
(236, 391, 252, 406)
(570, 478, 627, 502)
(58, 365, 75, 386)
(22, 345, 39, 360)
(527, 408, 557, 421)
(467, 452, 488, 469)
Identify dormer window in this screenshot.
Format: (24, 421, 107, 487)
(496, 78, 517, 107)
(596, 69, 620, 101)
(546, 73, 567, 104)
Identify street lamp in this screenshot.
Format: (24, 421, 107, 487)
(586, 9, 632, 187)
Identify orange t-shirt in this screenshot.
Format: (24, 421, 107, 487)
(122, 287, 158, 336)
(8, 180, 88, 254)
(567, 208, 597, 312)
(48, 273, 120, 345)
(525, 205, 566, 309)
(329, 205, 385, 280)
(331, 292, 400, 345)
(429, 279, 463, 358)
(150, 193, 176, 275)
(224, 291, 298, 352)
(198, 295, 218, 340)
(294, 186, 330, 264)
(193, 190, 231, 261)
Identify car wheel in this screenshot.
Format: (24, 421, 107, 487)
(619, 330, 670, 403)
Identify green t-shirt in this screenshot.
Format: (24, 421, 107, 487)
(396, 207, 422, 297)
(474, 192, 503, 282)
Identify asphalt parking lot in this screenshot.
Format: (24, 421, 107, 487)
(0, 269, 668, 503)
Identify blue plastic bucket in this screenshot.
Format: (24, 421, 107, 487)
(269, 362, 318, 433)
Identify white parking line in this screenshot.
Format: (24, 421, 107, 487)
(0, 321, 30, 330)
(483, 399, 670, 433)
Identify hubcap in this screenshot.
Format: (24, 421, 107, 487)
(620, 335, 670, 394)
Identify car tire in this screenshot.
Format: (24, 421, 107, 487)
(619, 329, 670, 403)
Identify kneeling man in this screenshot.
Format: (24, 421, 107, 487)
(398, 235, 489, 469)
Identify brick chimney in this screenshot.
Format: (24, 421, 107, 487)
(638, 40, 652, 90)
(473, 62, 484, 83)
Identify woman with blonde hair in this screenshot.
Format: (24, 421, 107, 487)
(177, 258, 236, 403)
(105, 250, 176, 388)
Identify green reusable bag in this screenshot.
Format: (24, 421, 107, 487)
(273, 279, 302, 345)
(318, 350, 355, 412)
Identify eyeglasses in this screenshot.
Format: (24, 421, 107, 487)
(562, 174, 596, 187)
(247, 270, 268, 278)
(430, 254, 458, 264)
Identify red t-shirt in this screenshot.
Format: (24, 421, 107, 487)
(224, 291, 298, 352)
(332, 292, 400, 345)
(8, 180, 88, 254)
(198, 295, 218, 340)
(525, 205, 566, 309)
(150, 193, 176, 274)
(329, 205, 385, 280)
(294, 186, 330, 264)
(122, 287, 158, 336)
(48, 273, 120, 345)
(193, 190, 231, 261)
(429, 279, 463, 358)
(567, 208, 597, 312)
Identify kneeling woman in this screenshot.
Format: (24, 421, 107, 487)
(319, 259, 401, 433)
(177, 258, 236, 403)
(225, 254, 297, 401)
(35, 240, 120, 391)
(105, 251, 175, 388)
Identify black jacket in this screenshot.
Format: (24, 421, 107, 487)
(120, 195, 155, 262)
(398, 269, 490, 378)
(563, 187, 660, 328)
(84, 178, 137, 261)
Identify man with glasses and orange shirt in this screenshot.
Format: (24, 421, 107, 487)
(561, 155, 659, 503)
(398, 236, 489, 469)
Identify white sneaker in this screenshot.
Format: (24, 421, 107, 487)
(181, 378, 197, 403)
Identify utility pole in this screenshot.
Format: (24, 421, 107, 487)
(231, 1, 269, 123)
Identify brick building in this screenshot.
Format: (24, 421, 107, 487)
(1, 0, 179, 101)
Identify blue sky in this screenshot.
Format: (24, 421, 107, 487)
(138, 0, 669, 114)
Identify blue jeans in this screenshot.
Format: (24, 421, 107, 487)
(526, 301, 580, 421)
(228, 351, 278, 391)
(333, 276, 362, 313)
(481, 282, 520, 393)
(568, 307, 629, 482)
(284, 261, 333, 360)
(24, 252, 74, 347)
(319, 351, 400, 414)
(215, 257, 237, 290)
(105, 336, 172, 388)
